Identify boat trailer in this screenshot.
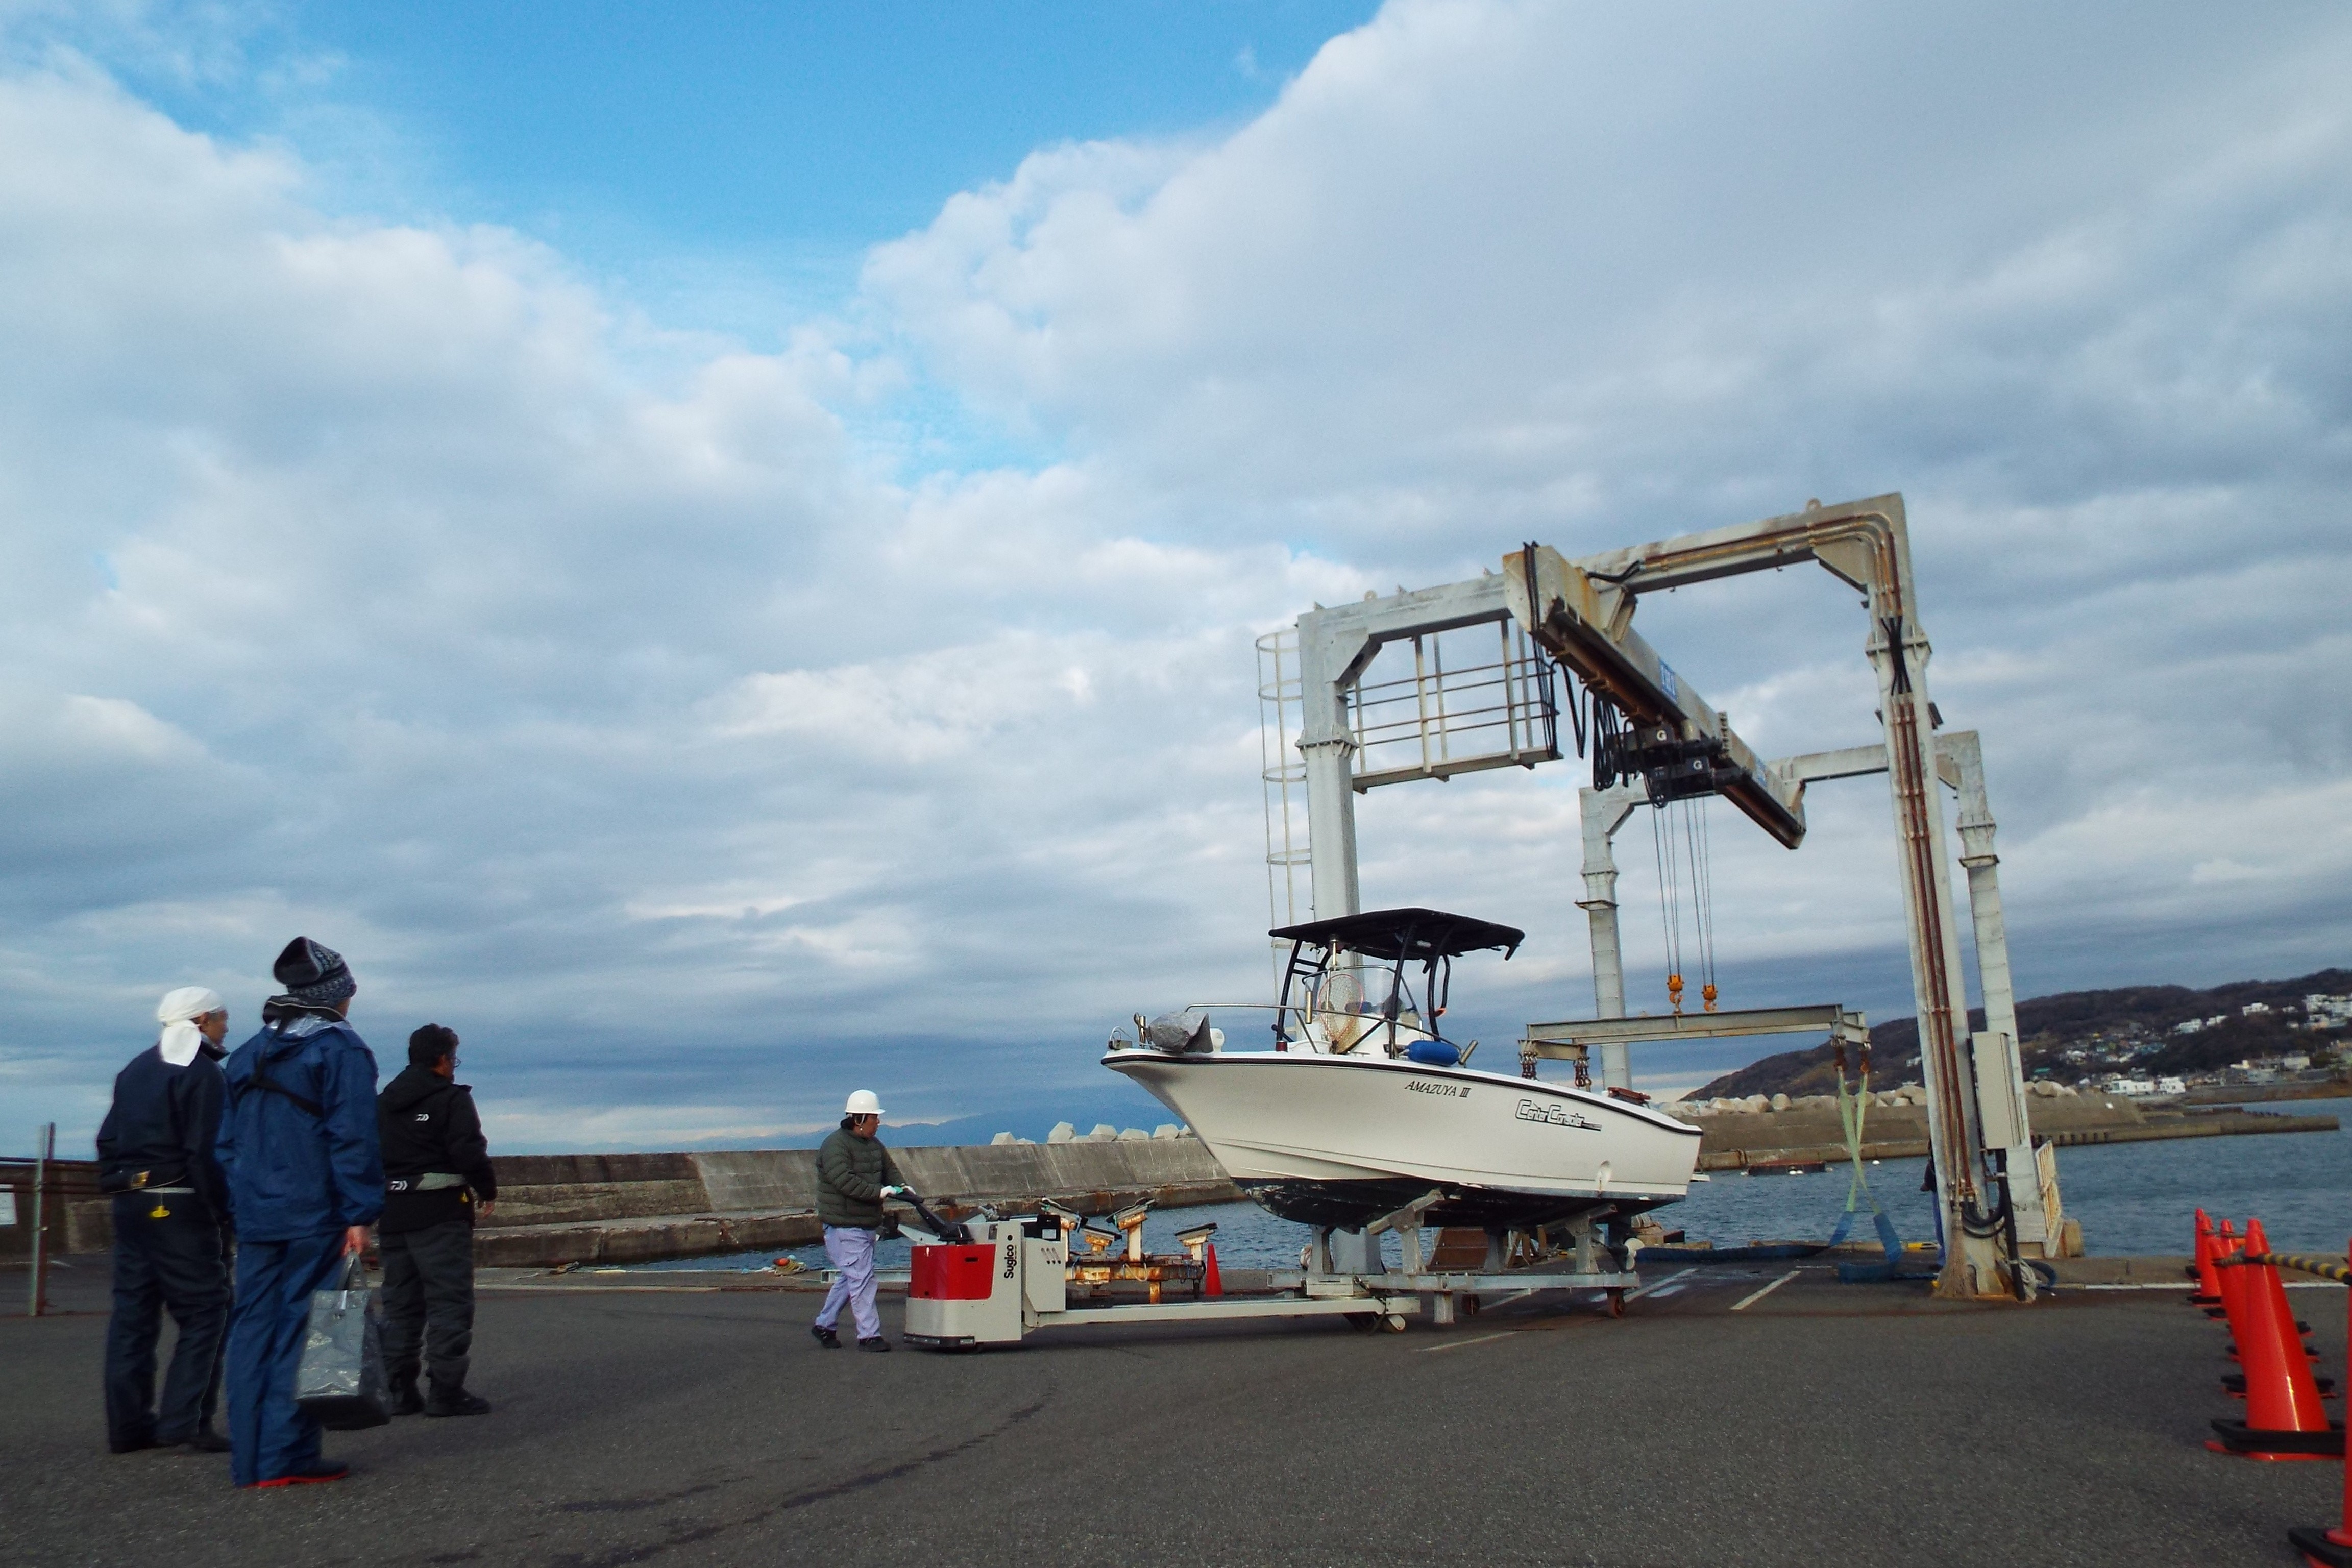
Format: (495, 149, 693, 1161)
(902, 1193, 1641, 1349)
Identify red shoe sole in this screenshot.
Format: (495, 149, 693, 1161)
(248, 1470, 349, 1488)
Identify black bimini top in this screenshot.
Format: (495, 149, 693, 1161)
(1269, 907, 1525, 963)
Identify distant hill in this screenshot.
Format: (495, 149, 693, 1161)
(1690, 967, 2351, 1101)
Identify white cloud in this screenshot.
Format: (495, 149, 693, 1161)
(4, 1, 2349, 1152)
(863, 0, 2352, 984)
(706, 634, 1114, 763)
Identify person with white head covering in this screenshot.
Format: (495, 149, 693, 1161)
(96, 985, 235, 1455)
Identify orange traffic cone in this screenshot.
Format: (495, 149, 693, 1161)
(2191, 1209, 2224, 1307)
(2209, 1219, 2344, 1460)
(2216, 1222, 2251, 1339)
(1202, 1242, 1223, 1298)
(2216, 1221, 2258, 1389)
(2219, 1220, 2317, 1360)
(2287, 1242, 2352, 1567)
(2225, 1368, 2338, 1399)
(2216, 1220, 2314, 1360)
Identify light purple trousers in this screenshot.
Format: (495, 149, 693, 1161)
(816, 1225, 881, 1340)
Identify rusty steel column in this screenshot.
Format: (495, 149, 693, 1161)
(1854, 516, 2010, 1300)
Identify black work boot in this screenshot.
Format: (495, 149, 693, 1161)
(424, 1381, 491, 1417)
(857, 1337, 892, 1353)
(389, 1376, 425, 1416)
(810, 1324, 841, 1349)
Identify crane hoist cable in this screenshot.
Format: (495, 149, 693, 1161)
(1651, 799, 1685, 1014)
(1652, 791, 1723, 1016)
(1684, 794, 1720, 1012)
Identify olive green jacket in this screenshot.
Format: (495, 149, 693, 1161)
(816, 1125, 903, 1229)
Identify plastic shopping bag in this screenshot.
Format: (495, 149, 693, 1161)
(295, 1251, 390, 1430)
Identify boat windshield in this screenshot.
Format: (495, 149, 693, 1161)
(1142, 1001, 1450, 1060)
(1265, 906, 1523, 1063)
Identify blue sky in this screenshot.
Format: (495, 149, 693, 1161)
(2, 1, 2347, 1154)
(97, 1, 1381, 334)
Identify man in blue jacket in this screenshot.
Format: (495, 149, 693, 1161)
(215, 938, 384, 1488)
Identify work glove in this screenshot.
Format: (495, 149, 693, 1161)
(881, 1185, 910, 1199)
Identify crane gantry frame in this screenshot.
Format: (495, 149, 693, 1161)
(1286, 494, 2047, 1301)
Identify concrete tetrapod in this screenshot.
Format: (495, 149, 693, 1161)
(2207, 1219, 2344, 1460)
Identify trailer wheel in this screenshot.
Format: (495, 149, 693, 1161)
(1605, 1287, 1626, 1319)
(1381, 1313, 1408, 1333)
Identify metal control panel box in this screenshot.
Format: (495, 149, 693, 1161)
(1021, 1237, 1066, 1317)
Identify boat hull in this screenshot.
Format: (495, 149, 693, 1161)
(1104, 1049, 1701, 1232)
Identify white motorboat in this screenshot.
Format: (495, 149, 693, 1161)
(1104, 908, 1701, 1232)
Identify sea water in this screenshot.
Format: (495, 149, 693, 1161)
(626, 1098, 2350, 1271)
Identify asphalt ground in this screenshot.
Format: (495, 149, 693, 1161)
(1, 1261, 2345, 1568)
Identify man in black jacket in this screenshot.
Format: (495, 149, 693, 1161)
(376, 1024, 496, 1417)
(97, 986, 234, 1455)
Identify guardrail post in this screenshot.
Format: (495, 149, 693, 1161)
(28, 1122, 55, 1318)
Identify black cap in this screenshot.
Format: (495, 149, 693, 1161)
(273, 937, 354, 1006)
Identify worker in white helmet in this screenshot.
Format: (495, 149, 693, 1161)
(811, 1090, 910, 1351)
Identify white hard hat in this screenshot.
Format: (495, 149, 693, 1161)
(844, 1089, 885, 1117)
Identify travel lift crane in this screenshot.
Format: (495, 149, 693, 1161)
(1289, 493, 2051, 1302)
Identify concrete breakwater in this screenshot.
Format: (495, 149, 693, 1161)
(23, 1136, 1232, 1267)
(463, 1137, 1239, 1267)
(1674, 1090, 2339, 1171)
(44, 1139, 1237, 1265)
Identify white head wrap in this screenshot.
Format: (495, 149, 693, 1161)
(157, 986, 225, 1067)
